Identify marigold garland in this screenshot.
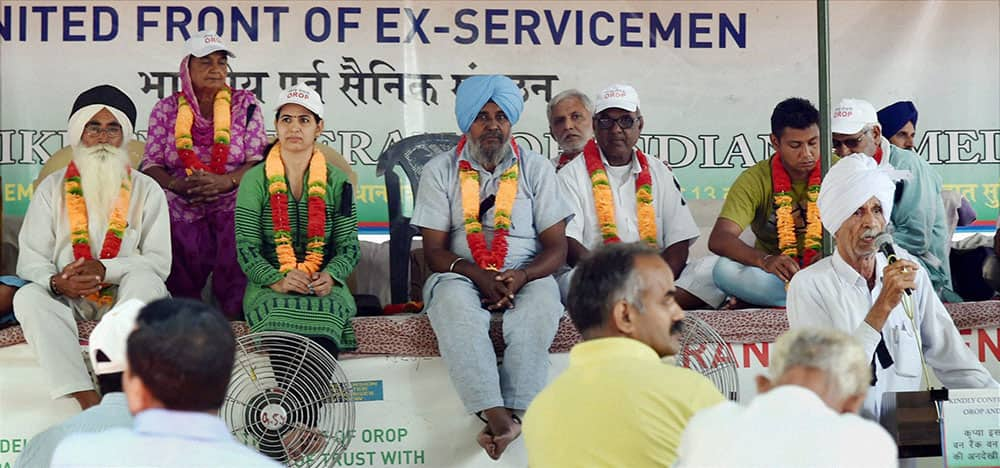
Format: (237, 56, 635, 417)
(64, 162, 132, 305)
(174, 87, 232, 175)
(581, 139, 658, 246)
(265, 143, 327, 274)
(456, 135, 521, 271)
(771, 154, 822, 267)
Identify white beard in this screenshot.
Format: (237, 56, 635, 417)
(72, 144, 129, 225)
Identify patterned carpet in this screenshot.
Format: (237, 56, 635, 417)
(3, 301, 998, 358)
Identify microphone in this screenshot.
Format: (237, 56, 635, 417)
(874, 232, 913, 296)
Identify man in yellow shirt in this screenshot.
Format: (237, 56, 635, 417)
(523, 243, 724, 467)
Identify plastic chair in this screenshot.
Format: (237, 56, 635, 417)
(375, 133, 460, 304)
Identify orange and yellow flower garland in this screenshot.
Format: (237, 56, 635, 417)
(456, 135, 521, 271)
(64, 162, 132, 305)
(265, 144, 327, 274)
(581, 139, 658, 246)
(174, 87, 232, 175)
(771, 154, 822, 267)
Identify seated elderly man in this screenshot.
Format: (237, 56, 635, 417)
(524, 243, 723, 467)
(788, 155, 997, 421)
(677, 327, 897, 468)
(411, 75, 571, 460)
(546, 88, 594, 170)
(558, 84, 724, 309)
(15, 85, 171, 410)
(709, 97, 824, 307)
(831, 98, 958, 302)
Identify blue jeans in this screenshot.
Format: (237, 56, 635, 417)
(712, 256, 787, 307)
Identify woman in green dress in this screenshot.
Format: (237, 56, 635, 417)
(235, 84, 359, 358)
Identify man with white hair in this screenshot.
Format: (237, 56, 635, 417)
(787, 155, 996, 422)
(831, 98, 957, 301)
(546, 89, 594, 169)
(676, 328, 897, 468)
(15, 85, 171, 410)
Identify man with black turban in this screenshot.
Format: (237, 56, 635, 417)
(15, 85, 171, 410)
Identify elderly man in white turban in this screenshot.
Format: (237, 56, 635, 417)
(832, 98, 957, 302)
(15, 85, 171, 411)
(411, 75, 571, 460)
(787, 154, 996, 422)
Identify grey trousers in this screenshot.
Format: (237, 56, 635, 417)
(13, 270, 169, 399)
(424, 272, 562, 413)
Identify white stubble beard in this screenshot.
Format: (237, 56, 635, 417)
(72, 143, 129, 225)
(559, 130, 593, 155)
(466, 134, 512, 170)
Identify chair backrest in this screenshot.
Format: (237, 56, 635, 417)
(376, 133, 460, 304)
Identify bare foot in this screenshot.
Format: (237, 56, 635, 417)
(489, 419, 521, 460)
(477, 407, 522, 460)
(476, 426, 495, 456)
(676, 288, 709, 310)
(71, 390, 100, 410)
(721, 297, 756, 310)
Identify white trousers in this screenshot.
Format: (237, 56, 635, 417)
(13, 270, 168, 399)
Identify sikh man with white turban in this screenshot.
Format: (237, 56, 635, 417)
(15, 85, 171, 411)
(787, 155, 996, 422)
(411, 75, 571, 460)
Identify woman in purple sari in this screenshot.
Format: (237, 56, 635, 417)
(141, 31, 266, 319)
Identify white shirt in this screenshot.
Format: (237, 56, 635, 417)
(17, 167, 171, 289)
(15, 392, 132, 468)
(787, 248, 998, 420)
(559, 148, 698, 250)
(676, 385, 898, 468)
(52, 408, 280, 467)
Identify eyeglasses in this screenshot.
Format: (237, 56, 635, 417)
(595, 115, 641, 130)
(83, 125, 123, 138)
(832, 131, 869, 150)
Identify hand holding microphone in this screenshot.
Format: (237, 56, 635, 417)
(874, 232, 919, 306)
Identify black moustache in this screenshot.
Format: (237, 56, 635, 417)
(670, 319, 684, 335)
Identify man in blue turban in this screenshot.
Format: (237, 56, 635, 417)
(410, 75, 572, 460)
(877, 101, 918, 150)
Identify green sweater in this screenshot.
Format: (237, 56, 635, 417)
(234, 161, 359, 288)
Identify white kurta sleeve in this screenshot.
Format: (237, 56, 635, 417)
(16, 176, 60, 291)
(101, 178, 172, 283)
(916, 271, 999, 388)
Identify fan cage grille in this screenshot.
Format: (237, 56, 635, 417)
(223, 331, 356, 467)
(675, 316, 741, 401)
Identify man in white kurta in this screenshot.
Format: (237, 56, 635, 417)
(15, 85, 171, 409)
(677, 328, 897, 468)
(787, 154, 996, 422)
(558, 84, 725, 309)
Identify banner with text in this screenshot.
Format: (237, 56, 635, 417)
(2, 1, 998, 229)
